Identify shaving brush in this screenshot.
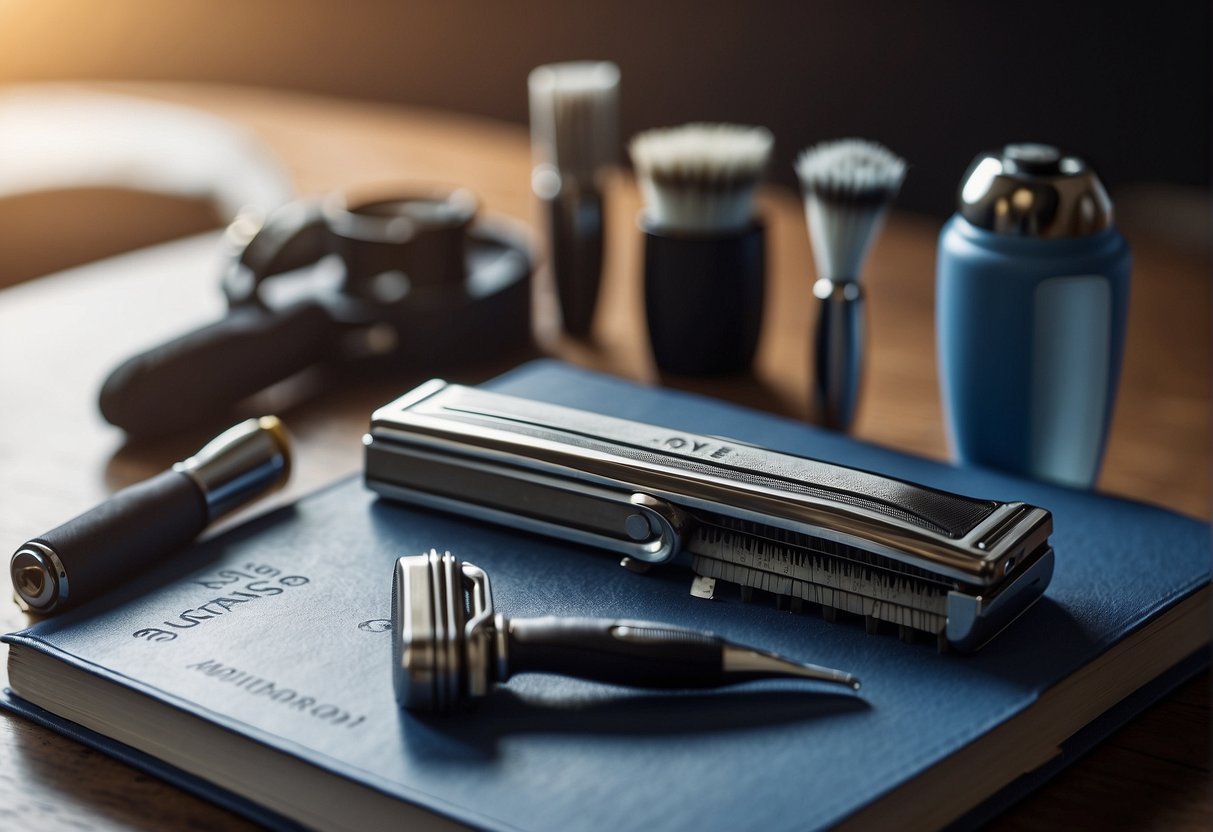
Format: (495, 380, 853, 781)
(528, 61, 620, 336)
(796, 139, 906, 429)
(630, 123, 774, 375)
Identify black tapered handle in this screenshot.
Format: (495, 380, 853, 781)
(22, 470, 207, 612)
(99, 300, 341, 436)
(544, 189, 604, 336)
(506, 616, 727, 689)
(811, 283, 865, 431)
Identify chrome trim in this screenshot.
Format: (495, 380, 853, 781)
(958, 144, 1113, 239)
(175, 415, 291, 520)
(946, 546, 1055, 651)
(11, 541, 67, 613)
(366, 383, 1051, 584)
(461, 562, 495, 700)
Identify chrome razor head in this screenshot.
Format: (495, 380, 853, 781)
(391, 551, 496, 714)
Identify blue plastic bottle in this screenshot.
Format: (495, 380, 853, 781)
(936, 144, 1131, 488)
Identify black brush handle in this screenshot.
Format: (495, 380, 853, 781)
(99, 300, 340, 436)
(22, 470, 207, 612)
(543, 188, 604, 336)
(505, 616, 727, 689)
(642, 221, 765, 375)
(811, 280, 865, 431)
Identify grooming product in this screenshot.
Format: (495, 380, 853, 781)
(528, 61, 620, 336)
(392, 550, 859, 714)
(629, 123, 773, 374)
(937, 143, 1131, 487)
(99, 188, 532, 438)
(365, 381, 1055, 652)
(796, 139, 906, 430)
(11, 417, 291, 614)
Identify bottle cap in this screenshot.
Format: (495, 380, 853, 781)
(957, 144, 1113, 238)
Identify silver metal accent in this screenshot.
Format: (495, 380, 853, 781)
(366, 382, 1055, 651)
(722, 643, 860, 691)
(945, 546, 1055, 652)
(627, 493, 687, 563)
(958, 144, 1113, 239)
(392, 551, 501, 714)
(175, 416, 291, 520)
(11, 541, 67, 612)
(367, 445, 683, 565)
(461, 562, 495, 700)
(492, 612, 509, 688)
(392, 552, 443, 712)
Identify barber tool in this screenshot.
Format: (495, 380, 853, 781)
(937, 143, 1131, 488)
(392, 550, 859, 714)
(99, 187, 532, 437)
(629, 123, 773, 375)
(528, 60, 620, 336)
(11, 417, 290, 614)
(795, 139, 906, 431)
(365, 382, 1055, 652)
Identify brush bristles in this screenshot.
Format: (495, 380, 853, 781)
(796, 139, 906, 282)
(630, 123, 773, 233)
(795, 139, 906, 206)
(528, 61, 620, 187)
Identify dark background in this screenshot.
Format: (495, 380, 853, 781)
(0, 0, 1208, 215)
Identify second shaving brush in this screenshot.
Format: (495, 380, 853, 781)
(796, 139, 906, 429)
(630, 123, 773, 375)
(528, 61, 620, 336)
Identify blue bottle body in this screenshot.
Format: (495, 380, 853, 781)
(936, 216, 1131, 487)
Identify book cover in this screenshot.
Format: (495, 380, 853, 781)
(4, 360, 1210, 831)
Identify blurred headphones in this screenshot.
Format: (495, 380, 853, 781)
(99, 187, 533, 437)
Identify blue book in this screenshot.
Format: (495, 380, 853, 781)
(4, 360, 1209, 831)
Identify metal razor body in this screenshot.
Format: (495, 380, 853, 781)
(364, 381, 1054, 652)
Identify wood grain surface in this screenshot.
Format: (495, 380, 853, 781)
(0, 83, 1207, 830)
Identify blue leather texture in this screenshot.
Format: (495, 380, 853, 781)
(4, 359, 1209, 831)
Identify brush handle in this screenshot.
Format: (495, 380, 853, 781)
(642, 220, 765, 376)
(542, 186, 604, 336)
(811, 279, 865, 430)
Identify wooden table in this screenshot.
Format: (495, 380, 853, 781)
(0, 83, 1207, 830)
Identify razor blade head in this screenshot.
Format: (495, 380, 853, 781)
(391, 551, 496, 713)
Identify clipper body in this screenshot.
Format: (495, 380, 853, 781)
(365, 382, 1054, 651)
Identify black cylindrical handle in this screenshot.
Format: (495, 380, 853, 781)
(18, 470, 207, 613)
(544, 189, 604, 336)
(811, 281, 865, 431)
(506, 616, 727, 689)
(643, 220, 765, 375)
(99, 300, 340, 436)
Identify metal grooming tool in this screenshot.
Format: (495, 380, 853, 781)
(99, 188, 532, 438)
(11, 417, 291, 614)
(365, 382, 1056, 652)
(392, 550, 858, 714)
